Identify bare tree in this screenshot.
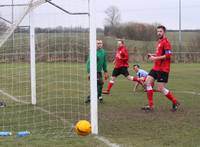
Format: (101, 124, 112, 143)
(104, 6, 121, 27)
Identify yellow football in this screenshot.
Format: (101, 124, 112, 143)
(75, 120, 91, 136)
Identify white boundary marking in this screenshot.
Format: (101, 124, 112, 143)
(0, 89, 30, 104)
(1, 88, 200, 147)
(0, 89, 71, 127)
(0, 89, 120, 147)
(95, 136, 121, 147)
(175, 90, 200, 96)
(2, 89, 199, 147)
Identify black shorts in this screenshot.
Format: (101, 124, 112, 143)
(112, 67, 129, 77)
(97, 72, 104, 85)
(148, 70, 169, 83)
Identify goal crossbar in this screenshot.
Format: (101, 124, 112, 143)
(46, 0, 89, 15)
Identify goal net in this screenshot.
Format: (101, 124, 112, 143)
(0, 0, 91, 136)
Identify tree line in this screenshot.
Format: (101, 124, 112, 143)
(104, 22, 157, 41)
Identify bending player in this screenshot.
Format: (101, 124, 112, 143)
(132, 64, 148, 92)
(142, 25, 180, 112)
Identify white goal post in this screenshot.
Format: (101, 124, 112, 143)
(89, 0, 98, 135)
(29, 9, 36, 105)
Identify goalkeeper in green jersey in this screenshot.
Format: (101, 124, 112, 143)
(85, 40, 108, 103)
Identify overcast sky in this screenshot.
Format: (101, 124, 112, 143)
(1, 0, 200, 29)
(95, 0, 200, 29)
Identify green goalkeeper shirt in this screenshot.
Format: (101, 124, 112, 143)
(86, 48, 108, 73)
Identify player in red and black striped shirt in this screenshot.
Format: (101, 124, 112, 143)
(142, 25, 180, 112)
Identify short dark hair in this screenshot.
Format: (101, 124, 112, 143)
(157, 25, 166, 32)
(133, 64, 140, 68)
(117, 39, 125, 44)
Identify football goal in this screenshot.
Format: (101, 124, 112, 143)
(0, 0, 98, 136)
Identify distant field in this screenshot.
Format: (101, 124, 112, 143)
(0, 63, 200, 147)
(103, 31, 200, 53)
(1, 31, 199, 54)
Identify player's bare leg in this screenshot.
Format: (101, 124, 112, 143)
(133, 77, 146, 92)
(127, 75, 144, 91)
(103, 76, 116, 94)
(157, 82, 180, 111)
(142, 75, 155, 111)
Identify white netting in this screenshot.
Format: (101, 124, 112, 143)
(0, 0, 90, 136)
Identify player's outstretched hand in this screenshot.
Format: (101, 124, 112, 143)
(147, 53, 154, 58)
(147, 53, 157, 61)
(147, 53, 151, 58)
(149, 56, 157, 61)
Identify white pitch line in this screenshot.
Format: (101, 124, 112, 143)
(1, 89, 200, 147)
(0, 89, 120, 147)
(94, 90, 200, 147)
(95, 136, 121, 147)
(0, 89, 30, 104)
(175, 90, 200, 96)
(0, 89, 70, 126)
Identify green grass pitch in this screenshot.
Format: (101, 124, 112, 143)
(0, 63, 200, 147)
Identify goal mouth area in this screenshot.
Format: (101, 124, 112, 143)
(0, 0, 92, 136)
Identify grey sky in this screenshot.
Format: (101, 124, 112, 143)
(1, 0, 200, 29)
(95, 0, 200, 29)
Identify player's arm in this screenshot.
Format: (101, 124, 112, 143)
(133, 82, 139, 92)
(86, 56, 90, 80)
(103, 52, 108, 72)
(148, 53, 156, 56)
(86, 56, 90, 73)
(103, 52, 109, 80)
(149, 50, 172, 61)
(147, 53, 156, 58)
(149, 41, 172, 61)
(149, 55, 166, 61)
